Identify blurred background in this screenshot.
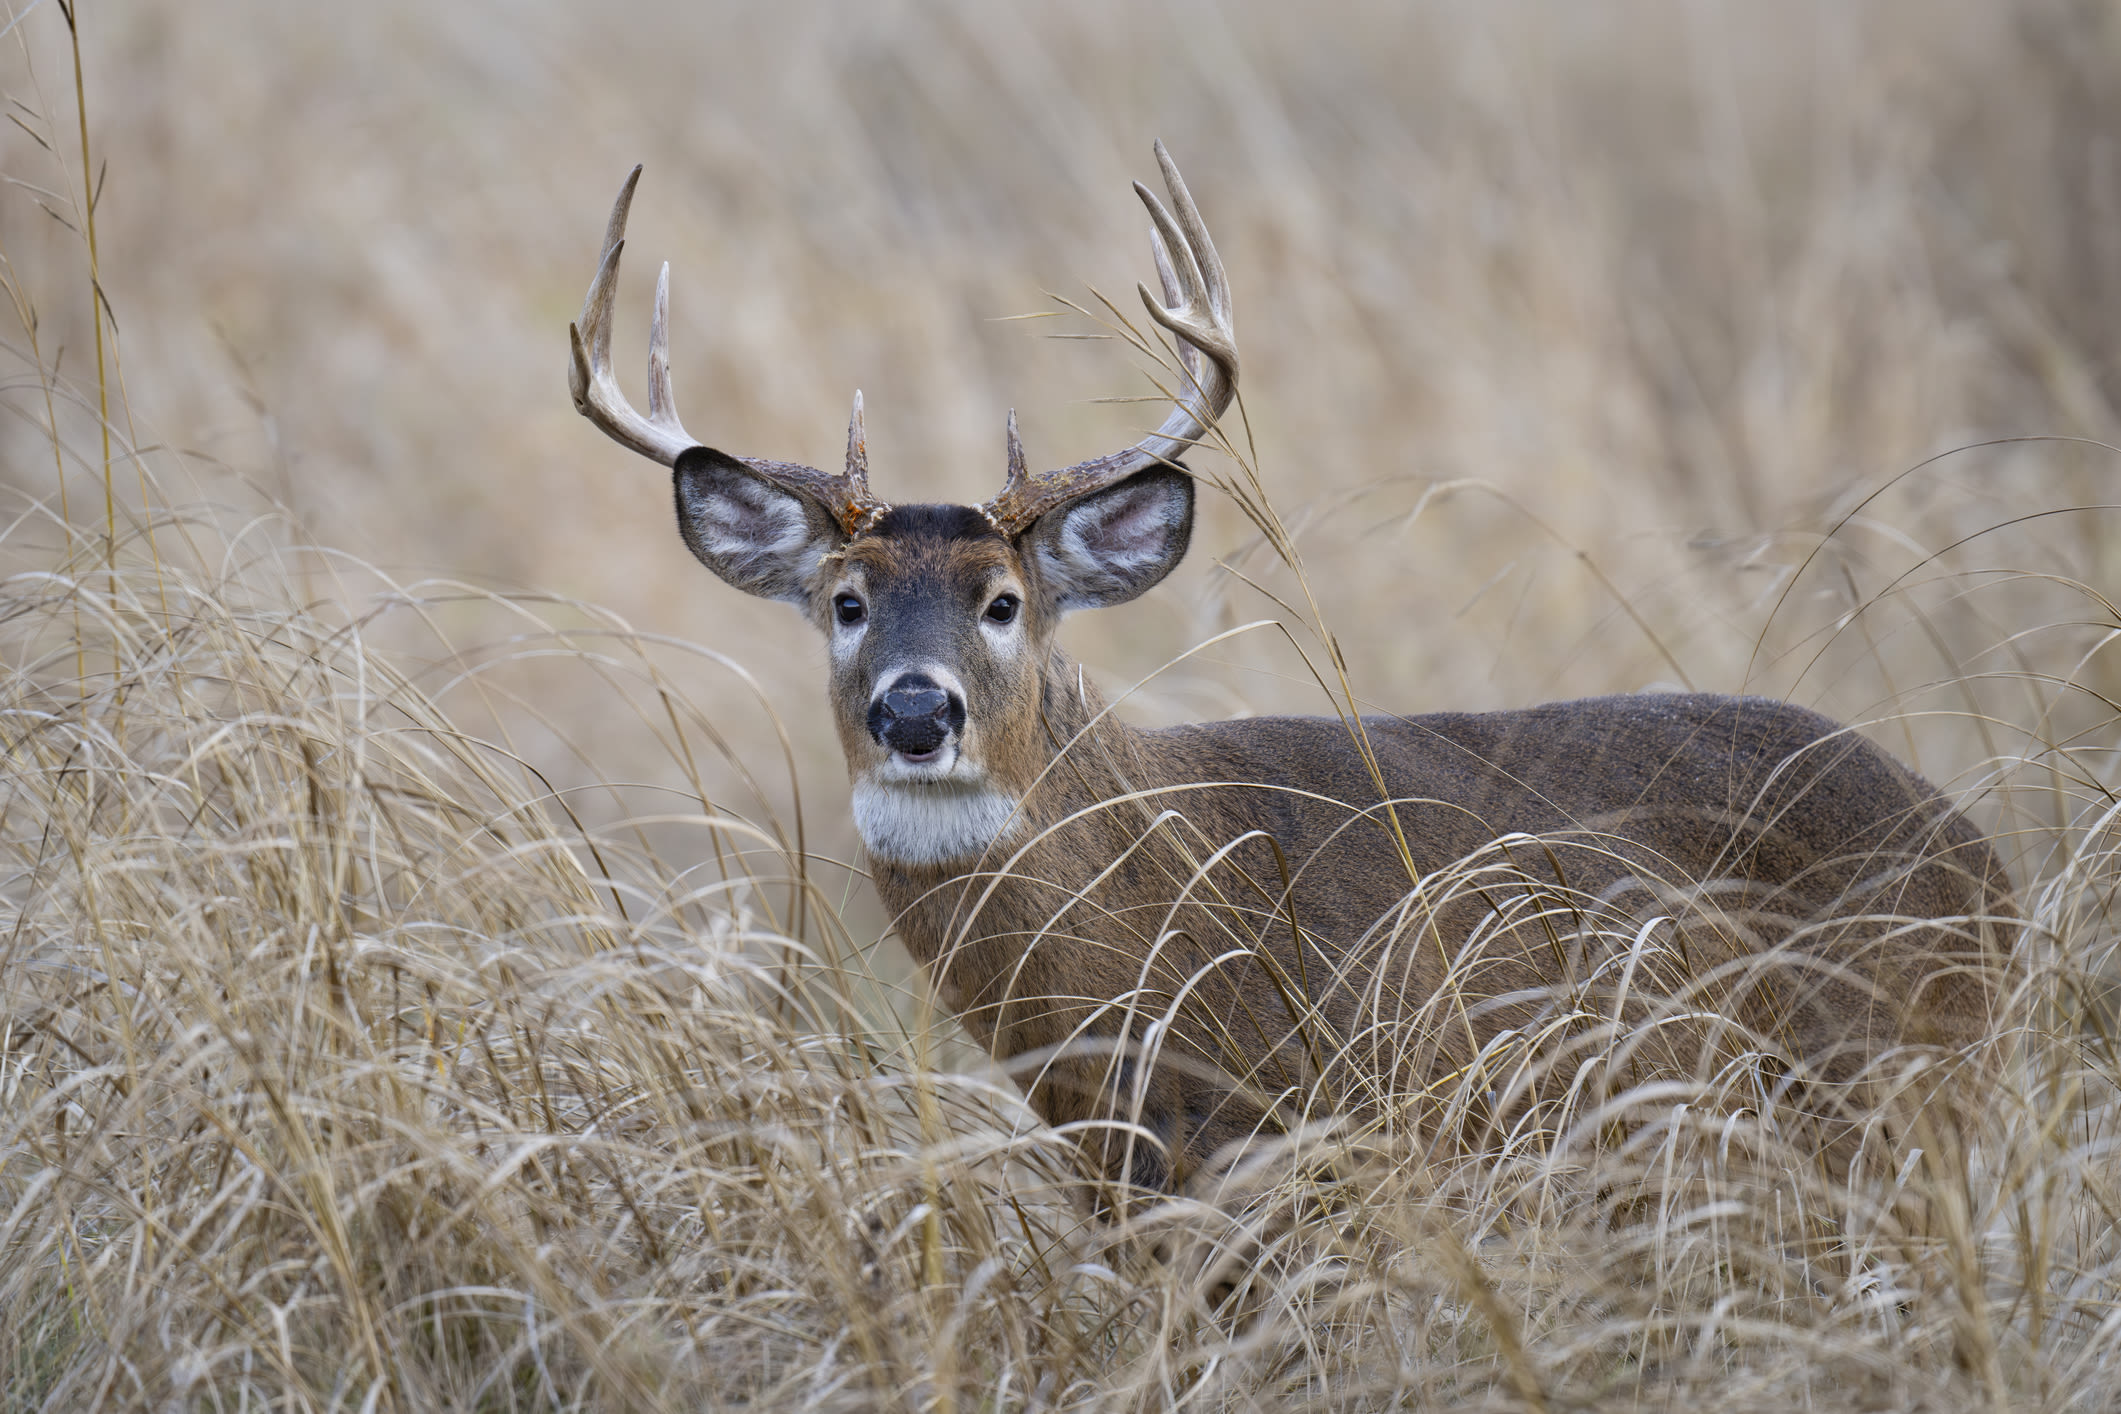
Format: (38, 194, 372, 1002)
(4, 0, 2120, 903)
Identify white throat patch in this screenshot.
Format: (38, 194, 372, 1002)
(852, 780, 1022, 867)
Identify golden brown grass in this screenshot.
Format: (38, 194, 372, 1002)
(3, 1, 2121, 1408)
(2, 509, 2114, 1409)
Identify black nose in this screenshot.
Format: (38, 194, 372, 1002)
(867, 675, 965, 757)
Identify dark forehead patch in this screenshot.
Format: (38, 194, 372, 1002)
(871, 503, 1002, 543)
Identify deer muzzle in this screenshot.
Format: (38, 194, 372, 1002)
(868, 674, 966, 761)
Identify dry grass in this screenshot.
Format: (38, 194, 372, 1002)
(2, 0, 2121, 1408)
(2, 514, 2114, 1410)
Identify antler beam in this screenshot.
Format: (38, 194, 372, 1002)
(981, 141, 1240, 537)
(568, 166, 889, 536)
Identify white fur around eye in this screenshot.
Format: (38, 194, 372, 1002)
(829, 585, 867, 661)
(977, 589, 1026, 650)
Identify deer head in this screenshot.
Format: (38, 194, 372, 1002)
(568, 145, 1239, 868)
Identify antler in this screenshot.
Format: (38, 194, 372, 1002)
(569, 166, 889, 536)
(981, 141, 1239, 537)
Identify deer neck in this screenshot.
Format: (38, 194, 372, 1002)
(1024, 648, 1154, 826)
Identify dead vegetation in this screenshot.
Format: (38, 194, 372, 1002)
(3, 1, 2121, 1408)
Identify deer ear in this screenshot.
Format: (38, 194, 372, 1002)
(1026, 466, 1194, 612)
(673, 446, 844, 606)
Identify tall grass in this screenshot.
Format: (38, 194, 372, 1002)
(2, 1, 2121, 1408)
(4, 500, 2118, 1409)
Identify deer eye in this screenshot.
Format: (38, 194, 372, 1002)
(985, 594, 1020, 625)
(834, 593, 866, 626)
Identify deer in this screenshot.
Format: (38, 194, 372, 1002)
(567, 145, 2014, 1197)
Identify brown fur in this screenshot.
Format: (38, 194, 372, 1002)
(576, 162, 2013, 1198)
(804, 514, 2020, 1194)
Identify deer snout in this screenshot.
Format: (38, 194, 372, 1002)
(868, 675, 966, 760)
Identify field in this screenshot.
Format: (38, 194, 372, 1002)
(3, 0, 2121, 1407)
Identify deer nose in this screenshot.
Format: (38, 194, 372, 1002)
(868, 677, 964, 758)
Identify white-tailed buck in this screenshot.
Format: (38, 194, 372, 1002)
(570, 146, 2012, 1194)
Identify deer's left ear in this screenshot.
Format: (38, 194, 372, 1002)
(1024, 466, 1194, 612)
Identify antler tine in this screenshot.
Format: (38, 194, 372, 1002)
(576, 164, 638, 404)
(836, 389, 891, 532)
(569, 165, 696, 466)
(1005, 408, 1028, 486)
(980, 141, 1240, 537)
(845, 390, 879, 499)
(1148, 222, 1202, 388)
(1131, 139, 1237, 460)
(646, 260, 675, 425)
(568, 166, 891, 535)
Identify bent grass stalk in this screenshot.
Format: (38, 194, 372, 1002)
(56, 2, 113, 653)
(5, 291, 2120, 1414)
(3, 6, 2121, 1408)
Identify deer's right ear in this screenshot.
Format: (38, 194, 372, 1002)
(673, 447, 845, 606)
